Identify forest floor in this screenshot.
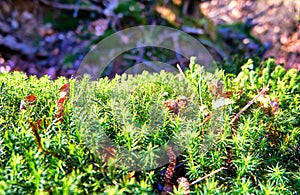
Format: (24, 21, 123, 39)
(0, 0, 299, 78)
(200, 0, 300, 69)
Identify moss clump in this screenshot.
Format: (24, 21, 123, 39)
(0, 58, 299, 194)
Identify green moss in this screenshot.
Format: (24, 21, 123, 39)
(0, 58, 299, 194)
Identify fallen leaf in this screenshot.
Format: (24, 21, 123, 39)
(26, 94, 36, 104)
(55, 83, 70, 122)
(164, 100, 179, 115)
(57, 96, 67, 105)
(20, 94, 37, 111)
(59, 83, 69, 98)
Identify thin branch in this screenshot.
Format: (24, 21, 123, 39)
(176, 64, 187, 80)
(200, 107, 225, 126)
(30, 121, 61, 159)
(200, 113, 213, 126)
(30, 122, 46, 153)
(190, 167, 227, 186)
(39, 0, 102, 13)
(230, 86, 269, 124)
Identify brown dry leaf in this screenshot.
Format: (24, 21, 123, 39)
(221, 91, 234, 98)
(208, 80, 234, 99)
(57, 96, 67, 106)
(55, 83, 69, 122)
(25, 93, 36, 104)
(59, 83, 69, 98)
(20, 93, 37, 111)
(55, 106, 65, 121)
(164, 99, 179, 115)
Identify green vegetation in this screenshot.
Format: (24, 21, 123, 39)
(0, 58, 299, 194)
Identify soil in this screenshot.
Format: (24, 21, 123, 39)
(200, 0, 300, 69)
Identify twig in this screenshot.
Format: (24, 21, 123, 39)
(190, 167, 227, 186)
(176, 64, 187, 80)
(230, 86, 269, 124)
(30, 122, 46, 153)
(30, 121, 61, 159)
(39, 0, 102, 13)
(200, 107, 224, 126)
(72, 0, 80, 17)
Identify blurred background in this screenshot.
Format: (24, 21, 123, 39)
(0, 0, 299, 78)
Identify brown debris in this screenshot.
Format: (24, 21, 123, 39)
(56, 83, 69, 122)
(164, 96, 189, 116)
(230, 86, 269, 125)
(177, 177, 190, 194)
(164, 147, 177, 183)
(29, 121, 61, 159)
(164, 99, 179, 115)
(200, 0, 300, 70)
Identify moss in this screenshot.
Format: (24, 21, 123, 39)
(0, 58, 299, 194)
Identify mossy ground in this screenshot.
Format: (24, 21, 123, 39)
(0, 58, 299, 194)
